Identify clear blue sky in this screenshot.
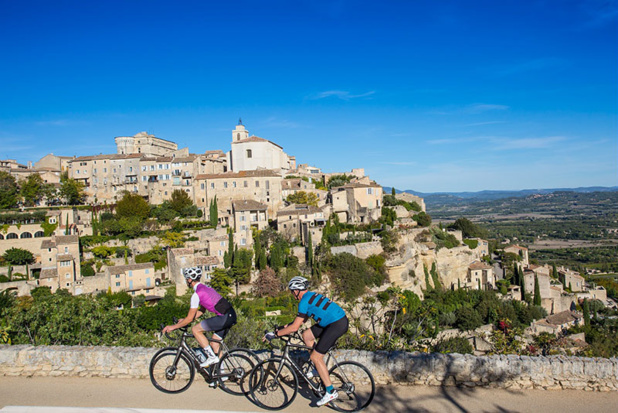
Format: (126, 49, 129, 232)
(1, 0, 616, 192)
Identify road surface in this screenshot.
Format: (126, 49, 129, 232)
(0, 376, 617, 413)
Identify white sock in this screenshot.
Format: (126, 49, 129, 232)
(203, 346, 216, 358)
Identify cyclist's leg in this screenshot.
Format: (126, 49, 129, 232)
(210, 307, 237, 355)
(310, 316, 349, 388)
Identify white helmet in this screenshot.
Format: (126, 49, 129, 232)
(288, 276, 309, 291)
(183, 267, 202, 281)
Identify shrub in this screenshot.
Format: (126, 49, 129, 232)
(432, 336, 474, 354)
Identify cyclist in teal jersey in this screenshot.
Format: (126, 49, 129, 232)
(264, 276, 349, 407)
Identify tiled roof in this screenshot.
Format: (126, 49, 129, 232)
(232, 199, 268, 211)
(41, 240, 55, 249)
(277, 204, 322, 216)
(70, 153, 143, 162)
(56, 235, 79, 245)
(469, 261, 492, 270)
(108, 262, 154, 275)
(57, 253, 74, 261)
(232, 135, 283, 150)
(40, 268, 58, 279)
(545, 310, 582, 326)
(196, 256, 220, 265)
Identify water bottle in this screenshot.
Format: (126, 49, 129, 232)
(194, 348, 207, 364)
(305, 362, 318, 380)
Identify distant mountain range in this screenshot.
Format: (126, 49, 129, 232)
(383, 186, 618, 207)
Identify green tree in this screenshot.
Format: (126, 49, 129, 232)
(286, 191, 318, 207)
(533, 274, 542, 306)
(231, 248, 253, 296)
(306, 231, 313, 273)
(0, 171, 19, 209)
(224, 229, 234, 268)
(455, 306, 483, 331)
(209, 268, 233, 297)
(413, 211, 432, 227)
(20, 173, 50, 207)
(448, 217, 488, 239)
(391, 187, 396, 196)
(59, 172, 85, 205)
(583, 298, 591, 328)
(116, 191, 150, 220)
(209, 197, 219, 227)
(430, 262, 442, 290)
(3, 248, 34, 266)
(169, 189, 193, 215)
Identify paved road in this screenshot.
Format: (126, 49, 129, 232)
(1, 376, 617, 413)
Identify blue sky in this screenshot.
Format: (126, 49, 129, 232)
(0, 0, 616, 192)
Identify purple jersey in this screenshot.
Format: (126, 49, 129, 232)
(191, 283, 224, 315)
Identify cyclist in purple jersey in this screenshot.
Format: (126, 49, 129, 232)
(163, 267, 236, 368)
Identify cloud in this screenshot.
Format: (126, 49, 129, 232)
(491, 136, 566, 150)
(463, 104, 509, 114)
(308, 90, 375, 101)
(428, 103, 509, 116)
(34, 119, 90, 127)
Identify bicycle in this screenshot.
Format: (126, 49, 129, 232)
(150, 322, 258, 396)
(247, 331, 375, 411)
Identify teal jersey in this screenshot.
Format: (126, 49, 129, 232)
(298, 291, 345, 327)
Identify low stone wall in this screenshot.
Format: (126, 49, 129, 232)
(1, 345, 617, 391)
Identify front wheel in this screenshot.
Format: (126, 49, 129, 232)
(149, 348, 195, 394)
(329, 361, 375, 412)
(217, 352, 255, 396)
(248, 358, 299, 410)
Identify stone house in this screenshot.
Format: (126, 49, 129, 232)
(529, 310, 583, 336)
(504, 244, 529, 266)
(115, 131, 178, 156)
(559, 268, 585, 292)
(107, 263, 156, 296)
(281, 178, 328, 206)
(37, 234, 81, 293)
(276, 203, 327, 244)
(194, 169, 283, 218)
(467, 260, 495, 290)
(330, 180, 383, 224)
(227, 121, 295, 173)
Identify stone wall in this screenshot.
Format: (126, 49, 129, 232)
(1, 345, 616, 391)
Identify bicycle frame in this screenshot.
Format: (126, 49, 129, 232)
(165, 328, 233, 382)
(269, 333, 345, 394)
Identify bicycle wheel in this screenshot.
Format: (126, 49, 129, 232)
(249, 358, 299, 411)
(329, 361, 375, 412)
(216, 352, 255, 396)
(149, 348, 195, 394)
(229, 347, 261, 367)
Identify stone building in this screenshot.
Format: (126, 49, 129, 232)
(276, 203, 326, 244)
(330, 179, 383, 224)
(467, 260, 495, 290)
(227, 121, 295, 173)
(37, 234, 81, 293)
(115, 131, 178, 156)
(106, 263, 157, 297)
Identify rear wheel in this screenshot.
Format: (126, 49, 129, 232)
(149, 348, 195, 394)
(329, 361, 375, 412)
(249, 358, 299, 410)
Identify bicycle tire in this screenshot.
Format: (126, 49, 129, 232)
(149, 347, 195, 394)
(216, 352, 255, 396)
(248, 357, 299, 411)
(229, 347, 261, 366)
(328, 361, 375, 412)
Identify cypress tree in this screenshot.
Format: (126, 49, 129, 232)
(552, 263, 558, 279)
(306, 231, 313, 274)
(65, 214, 69, 235)
(533, 274, 542, 306)
(583, 299, 591, 328)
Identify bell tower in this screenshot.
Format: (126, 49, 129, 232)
(232, 118, 249, 142)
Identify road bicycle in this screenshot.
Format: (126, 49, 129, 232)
(149, 322, 258, 396)
(247, 332, 375, 411)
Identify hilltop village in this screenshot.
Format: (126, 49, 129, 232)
(0, 122, 613, 353)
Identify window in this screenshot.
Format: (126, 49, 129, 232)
(240, 238, 246, 246)
(232, 181, 236, 188)
(240, 225, 246, 231)
(246, 149, 252, 158)
(65, 273, 70, 279)
(211, 183, 215, 189)
(115, 274, 120, 279)
(129, 271, 133, 277)
(220, 241, 226, 246)
(64, 247, 68, 253)
(93, 169, 97, 174)
(244, 181, 248, 188)
(367, 188, 373, 195)
(103, 168, 107, 173)
(255, 181, 259, 188)
(201, 183, 205, 190)
(224, 182, 228, 188)
(147, 278, 151, 287)
(240, 215, 245, 222)
(116, 282, 121, 287)
(266, 180, 270, 190)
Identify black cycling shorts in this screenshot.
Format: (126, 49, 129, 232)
(199, 307, 237, 339)
(310, 316, 349, 354)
